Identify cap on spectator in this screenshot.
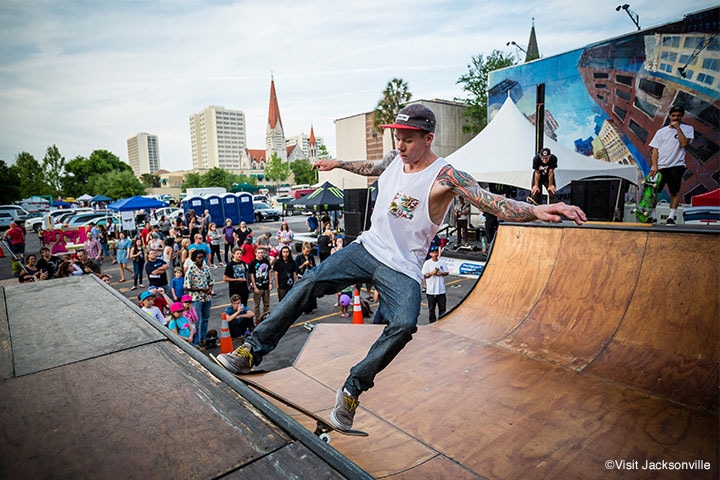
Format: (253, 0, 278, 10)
(170, 302, 184, 313)
(181, 294, 193, 302)
(381, 104, 436, 133)
(429, 245, 439, 252)
(540, 147, 552, 156)
(139, 291, 154, 301)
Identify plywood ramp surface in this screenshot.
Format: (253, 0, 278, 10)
(249, 224, 719, 479)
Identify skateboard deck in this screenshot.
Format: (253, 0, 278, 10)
(209, 354, 368, 442)
(634, 172, 662, 223)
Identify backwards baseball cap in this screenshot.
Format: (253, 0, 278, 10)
(540, 147, 552, 156)
(381, 104, 436, 133)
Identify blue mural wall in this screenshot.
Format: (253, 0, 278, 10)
(488, 6, 719, 202)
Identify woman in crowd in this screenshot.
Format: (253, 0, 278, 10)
(183, 249, 214, 346)
(294, 241, 318, 314)
(206, 222, 223, 268)
(115, 231, 131, 283)
(273, 245, 298, 302)
(129, 237, 145, 290)
(221, 219, 235, 264)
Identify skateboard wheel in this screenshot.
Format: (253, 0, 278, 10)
(319, 433, 331, 443)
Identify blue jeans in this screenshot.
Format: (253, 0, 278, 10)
(193, 300, 212, 345)
(246, 242, 421, 397)
(133, 261, 144, 287)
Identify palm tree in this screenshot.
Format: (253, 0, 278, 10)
(373, 78, 412, 148)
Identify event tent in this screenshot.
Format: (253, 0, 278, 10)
(107, 196, 168, 212)
(287, 181, 344, 211)
(446, 96, 638, 191)
(91, 194, 112, 203)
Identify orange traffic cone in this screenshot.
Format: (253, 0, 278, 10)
(219, 312, 234, 354)
(352, 289, 364, 324)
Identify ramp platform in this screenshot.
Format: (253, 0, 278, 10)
(247, 224, 719, 479)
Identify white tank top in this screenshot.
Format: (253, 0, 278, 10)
(358, 154, 449, 284)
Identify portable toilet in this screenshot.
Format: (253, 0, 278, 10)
(220, 193, 241, 225)
(183, 196, 207, 218)
(237, 192, 254, 224)
(205, 194, 224, 226)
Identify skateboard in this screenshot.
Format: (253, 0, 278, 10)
(634, 172, 662, 223)
(210, 354, 368, 442)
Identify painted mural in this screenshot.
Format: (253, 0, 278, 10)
(488, 6, 719, 202)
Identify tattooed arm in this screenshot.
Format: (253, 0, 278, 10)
(313, 150, 398, 176)
(435, 165, 586, 225)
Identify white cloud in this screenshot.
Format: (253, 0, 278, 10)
(0, 0, 711, 170)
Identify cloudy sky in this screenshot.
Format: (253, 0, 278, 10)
(0, 0, 710, 172)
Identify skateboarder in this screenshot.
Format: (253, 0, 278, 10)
(527, 147, 558, 205)
(216, 104, 587, 432)
(648, 106, 694, 225)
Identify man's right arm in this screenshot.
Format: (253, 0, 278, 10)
(314, 149, 397, 176)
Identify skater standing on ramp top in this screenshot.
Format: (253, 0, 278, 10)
(216, 103, 587, 432)
(648, 105, 694, 225)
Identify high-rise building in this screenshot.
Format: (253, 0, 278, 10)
(189, 106, 247, 171)
(127, 132, 159, 176)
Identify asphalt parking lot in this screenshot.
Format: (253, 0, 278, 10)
(2, 214, 478, 371)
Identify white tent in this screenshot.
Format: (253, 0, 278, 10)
(446, 96, 638, 191)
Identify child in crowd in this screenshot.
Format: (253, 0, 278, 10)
(338, 286, 352, 318)
(170, 267, 185, 302)
(181, 294, 200, 347)
(167, 302, 193, 343)
(139, 290, 167, 326)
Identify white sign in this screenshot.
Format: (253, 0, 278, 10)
(120, 211, 135, 231)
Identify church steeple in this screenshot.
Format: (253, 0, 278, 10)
(308, 124, 318, 161)
(525, 18, 540, 62)
(266, 75, 287, 162)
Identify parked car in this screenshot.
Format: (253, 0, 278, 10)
(253, 195, 270, 204)
(0, 205, 29, 224)
(64, 211, 112, 229)
(270, 195, 296, 215)
(0, 212, 14, 230)
(148, 207, 183, 227)
(27, 207, 93, 232)
(75, 215, 120, 229)
(253, 202, 281, 222)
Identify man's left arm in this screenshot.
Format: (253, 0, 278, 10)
(436, 165, 586, 225)
(675, 124, 692, 148)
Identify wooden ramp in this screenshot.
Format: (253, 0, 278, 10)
(248, 224, 719, 479)
(0, 276, 371, 480)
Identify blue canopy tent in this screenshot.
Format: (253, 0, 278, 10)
(107, 196, 168, 212)
(52, 200, 72, 208)
(91, 194, 112, 204)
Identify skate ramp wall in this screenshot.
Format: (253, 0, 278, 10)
(250, 224, 719, 479)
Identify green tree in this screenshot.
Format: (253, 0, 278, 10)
(182, 172, 202, 191)
(140, 173, 161, 188)
(264, 153, 291, 184)
(12, 152, 48, 198)
(373, 78, 412, 148)
(90, 170, 146, 199)
(290, 159, 317, 185)
(62, 150, 130, 197)
(42, 145, 65, 197)
(202, 167, 234, 189)
(317, 144, 332, 160)
(455, 50, 517, 134)
(0, 160, 21, 204)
